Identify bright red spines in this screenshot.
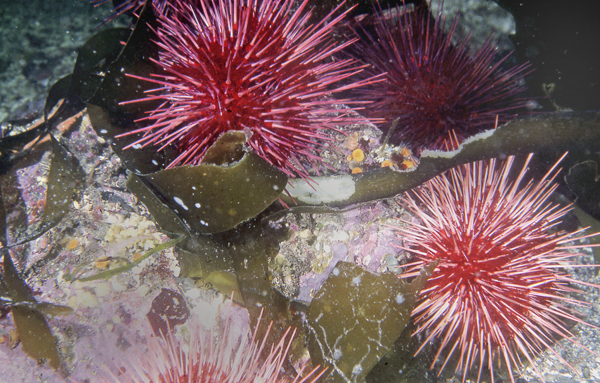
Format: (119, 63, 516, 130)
(395, 154, 600, 383)
(120, 0, 368, 178)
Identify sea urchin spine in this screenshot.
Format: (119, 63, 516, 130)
(119, 0, 373, 178)
(395, 153, 600, 383)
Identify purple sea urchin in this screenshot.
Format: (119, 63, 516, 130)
(347, 2, 531, 152)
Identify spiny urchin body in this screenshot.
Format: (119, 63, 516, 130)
(346, 2, 531, 153)
(120, 0, 370, 178)
(108, 311, 324, 383)
(395, 154, 599, 383)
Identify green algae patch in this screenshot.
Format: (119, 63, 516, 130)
(139, 153, 287, 234)
(65, 235, 185, 283)
(306, 261, 436, 383)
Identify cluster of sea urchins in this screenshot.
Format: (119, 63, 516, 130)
(119, 0, 375, 178)
(114, 0, 533, 176)
(395, 153, 600, 383)
(98, 0, 600, 382)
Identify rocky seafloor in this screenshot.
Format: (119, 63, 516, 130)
(2, 111, 600, 383)
(2, 1, 600, 383)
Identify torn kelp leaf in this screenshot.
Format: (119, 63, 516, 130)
(283, 112, 600, 207)
(176, 238, 242, 302)
(126, 173, 190, 235)
(68, 28, 131, 105)
(2, 252, 34, 304)
(86, 103, 174, 176)
(202, 270, 243, 303)
(566, 160, 600, 220)
(1, 25, 122, 242)
(137, 153, 287, 234)
(0, 278, 8, 319)
(306, 261, 436, 383)
(0, 112, 81, 180)
(89, 2, 157, 115)
(12, 136, 84, 245)
(11, 304, 61, 370)
(12, 301, 73, 318)
(222, 219, 292, 353)
(87, 4, 175, 175)
(42, 27, 129, 120)
(224, 219, 282, 316)
(43, 75, 72, 119)
(0, 122, 49, 176)
(2, 252, 61, 369)
(201, 131, 247, 166)
(176, 216, 291, 352)
(42, 136, 85, 223)
(365, 323, 435, 383)
(0, 79, 70, 176)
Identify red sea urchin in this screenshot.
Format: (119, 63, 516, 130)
(119, 0, 371, 178)
(394, 154, 600, 383)
(109, 310, 325, 383)
(346, 2, 532, 152)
